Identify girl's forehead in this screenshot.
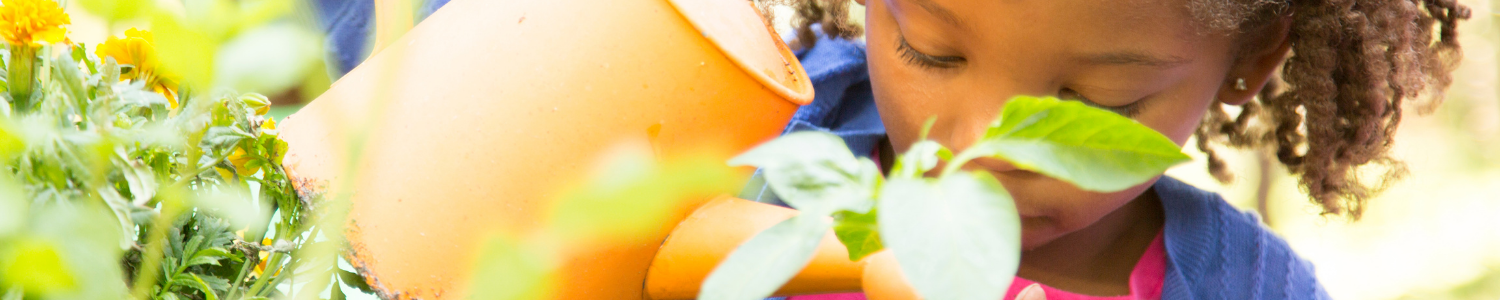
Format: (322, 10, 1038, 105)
(887, 0, 1220, 62)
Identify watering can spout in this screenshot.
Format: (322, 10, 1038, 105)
(641, 196, 925, 300)
(645, 196, 866, 299)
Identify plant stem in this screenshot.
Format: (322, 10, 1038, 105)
(246, 235, 287, 296)
(9, 45, 36, 113)
(940, 150, 984, 178)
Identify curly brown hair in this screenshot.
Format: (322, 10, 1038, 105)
(766, 0, 1472, 219)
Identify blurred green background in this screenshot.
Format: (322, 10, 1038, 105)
(55, 0, 1500, 299)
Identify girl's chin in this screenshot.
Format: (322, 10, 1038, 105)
(1018, 216, 1064, 250)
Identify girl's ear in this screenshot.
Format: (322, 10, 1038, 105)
(1218, 16, 1293, 106)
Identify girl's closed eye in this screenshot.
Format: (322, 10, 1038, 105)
(896, 33, 965, 69)
(1058, 88, 1144, 117)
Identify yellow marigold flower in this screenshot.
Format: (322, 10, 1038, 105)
(219, 147, 259, 178)
(97, 28, 180, 108)
(0, 0, 69, 45)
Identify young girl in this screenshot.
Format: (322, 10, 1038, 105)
(733, 0, 1469, 299)
(320, 0, 1470, 298)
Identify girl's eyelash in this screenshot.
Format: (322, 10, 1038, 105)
(896, 35, 965, 69)
(1059, 88, 1144, 117)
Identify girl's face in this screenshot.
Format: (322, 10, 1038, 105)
(863, 0, 1264, 248)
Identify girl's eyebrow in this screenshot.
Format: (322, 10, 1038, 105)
(1081, 52, 1193, 68)
(906, 0, 969, 30)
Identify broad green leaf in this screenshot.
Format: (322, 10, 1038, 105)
(152, 11, 218, 91)
(832, 210, 883, 261)
(0, 238, 78, 294)
(878, 174, 1020, 300)
(2, 286, 20, 300)
(729, 131, 878, 215)
(213, 24, 323, 96)
(468, 235, 556, 300)
(890, 140, 951, 180)
(0, 173, 24, 236)
(77, 0, 154, 22)
(962, 96, 1190, 192)
(699, 215, 830, 300)
(549, 142, 739, 243)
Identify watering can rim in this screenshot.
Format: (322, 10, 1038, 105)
(665, 0, 817, 106)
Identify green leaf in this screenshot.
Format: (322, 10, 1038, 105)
(192, 247, 240, 262)
(182, 255, 222, 269)
(729, 131, 878, 215)
(330, 278, 346, 300)
(699, 215, 830, 300)
(548, 142, 739, 243)
(186, 274, 221, 300)
(957, 95, 1190, 192)
(468, 235, 556, 300)
(336, 269, 373, 294)
(0, 238, 78, 295)
(117, 149, 158, 205)
(77, 0, 153, 21)
(877, 174, 1021, 300)
(199, 127, 249, 152)
(2, 286, 21, 300)
(93, 187, 137, 250)
(832, 210, 883, 261)
(890, 140, 950, 180)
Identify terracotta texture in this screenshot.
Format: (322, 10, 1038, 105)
(646, 196, 865, 299)
(276, 0, 812, 298)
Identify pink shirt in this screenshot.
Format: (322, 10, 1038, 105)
(788, 231, 1167, 300)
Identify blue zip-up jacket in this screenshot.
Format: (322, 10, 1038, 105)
(741, 34, 1333, 300)
(319, 6, 1330, 298)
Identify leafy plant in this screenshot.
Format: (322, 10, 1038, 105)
(0, 0, 359, 299)
(700, 95, 1191, 300)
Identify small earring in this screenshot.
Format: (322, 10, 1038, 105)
(1234, 78, 1249, 91)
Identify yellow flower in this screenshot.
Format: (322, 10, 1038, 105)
(213, 147, 259, 179)
(97, 28, 180, 108)
(0, 0, 69, 45)
(260, 118, 276, 131)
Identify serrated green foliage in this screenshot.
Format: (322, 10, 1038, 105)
(878, 174, 1020, 300)
(954, 95, 1191, 192)
(0, 20, 358, 299)
(699, 215, 831, 300)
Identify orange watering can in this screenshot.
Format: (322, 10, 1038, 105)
(278, 0, 922, 298)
